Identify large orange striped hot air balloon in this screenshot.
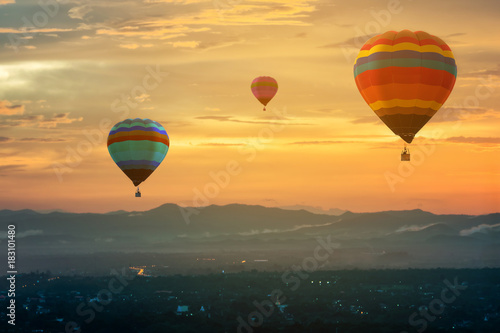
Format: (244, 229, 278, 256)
(251, 76, 278, 111)
(354, 30, 457, 160)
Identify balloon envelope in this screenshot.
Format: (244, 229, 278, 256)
(251, 76, 278, 110)
(107, 118, 169, 186)
(354, 30, 457, 143)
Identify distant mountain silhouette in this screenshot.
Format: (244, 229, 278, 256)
(1, 204, 499, 269)
(279, 205, 346, 216)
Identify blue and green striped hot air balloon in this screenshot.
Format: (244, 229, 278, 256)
(107, 118, 169, 197)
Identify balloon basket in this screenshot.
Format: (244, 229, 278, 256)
(401, 152, 410, 161)
(135, 187, 141, 198)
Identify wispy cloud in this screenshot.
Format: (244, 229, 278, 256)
(198, 142, 244, 147)
(0, 100, 24, 115)
(319, 34, 375, 49)
(460, 223, 500, 236)
(290, 140, 361, 145)
(19, 137, 66, 143)
(395, 223, 440, 233)
(0, 164, 26, 174)
(350, 116, 379, 124)
(168, 40, 200, 48)
(0, 229, 43, 239)
(443, 136, 500, 145)
(238, 222, 336, 236)
(0, 113, 83, 128)
(460, 65, 500, 78)
(195, 115, 307, 125)
(430, 107, 495, 123)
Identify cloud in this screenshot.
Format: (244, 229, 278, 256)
(68, 5, 93, 20)
(168, 40, 200, 48)
(443, 136, 500, 145)
(351, 116, 379, 124)
(320, 34, 376, 49)
(196, 115, 287, 125)
(430, 106, 491, 123)
(95, 25, 206, 40)
(195, 115, 309, 126)
(0, 28, 74, 34)
(460, 223, 500, 236)
(198, 142, 244, 147)
(196, 37, 244, 50)
(119, 43, 140, 49)
(395, 224, 440, 233)
(445, 32, 467, 38)
(0, 164, 26, 174)
(238, 222, 338, 236)
(0, 101, 25, 115)
(460, 65, 500, 78)
(0, 136, 63, 144)
(290, 140, 360, 145)
(19, 137, 66, 143)
(0, 229, 43, 239)
(0, 113, 83, 128)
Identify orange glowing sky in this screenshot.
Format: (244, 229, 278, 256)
(0, 0, 499, 214)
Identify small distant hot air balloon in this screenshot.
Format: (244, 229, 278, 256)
(251, 76, 278, 111)
(107, 118, 169, 197)
(354, 30, 457, 161)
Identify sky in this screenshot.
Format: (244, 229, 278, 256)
(0, 0, 499, 214)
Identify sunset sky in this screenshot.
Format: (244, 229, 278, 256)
(0, 0, 499, 214)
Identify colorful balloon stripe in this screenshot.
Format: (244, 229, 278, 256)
(361, 37, 452, 50)
(109, 126, 167, 136)
(354, 59, 457, 77)
(356, 44, 454, 60)
(354, 50, 456, 68)
(111, 151, 166, 164)
(116, 160, 160, 167)
(107, 135, 170, 146)
(361, 84, 452, 105)
(119, 162, 158, 170)
(354, 30, 457, 144)
(355, 67, 456, 89)
(108, 141, 167, 154)
(369, 99, 442, 112)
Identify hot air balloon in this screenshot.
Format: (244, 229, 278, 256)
(251, 76, 278, 111)
(354, 30, 457, 161)
(107, 118, 169, 197)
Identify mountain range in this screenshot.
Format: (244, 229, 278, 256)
(1, 204, 499, 272)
